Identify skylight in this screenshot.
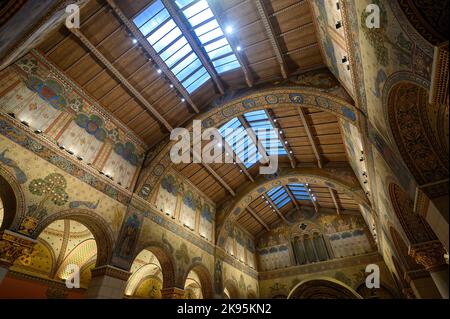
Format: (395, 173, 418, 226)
(133, 0, 211, 93)
(267, 186, 291, 209)
(219, 117, 261, 168)
(288, 184, 312, 201)
(176, 0, 241, 74)
(243, 110, 286, 156)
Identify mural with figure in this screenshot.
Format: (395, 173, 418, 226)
(0, 52, 145, 189)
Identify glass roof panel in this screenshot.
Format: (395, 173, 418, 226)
(134, 0, 211, 94)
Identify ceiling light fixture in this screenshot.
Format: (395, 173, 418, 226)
(225, 26, 233, 34)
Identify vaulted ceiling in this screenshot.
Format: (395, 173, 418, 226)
(32, 0, 359, 237)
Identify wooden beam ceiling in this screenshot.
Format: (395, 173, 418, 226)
(283, 185, 301, 212)
(237, 115, 270, 164)
(68, 27, 174, 132)
(265, 109, 296, 168)
(329, 188, 342, 215)
(208, 0, 254, 87)
(297, 106, 323, 168)
(246, 206, 270, 231)
(106, 0, 200, 113)
(222, 141, 254, 182)
(255, 0, 288, 79)
(264, 191, 289, 224)
(162, 0, 225, 95)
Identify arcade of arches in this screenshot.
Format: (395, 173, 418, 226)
(0, 0, 448, 299)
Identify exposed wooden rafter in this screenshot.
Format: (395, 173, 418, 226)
(305, 183, 319, 213)
(237, 115, 270, 164)
(297, 106, 323, 168)
(283, 185, 300, 212)
(264, 192, 290, 224)
(162, 0, 225, 95)
(265, 109, 296, 168)
(106, 0, 200, 113)
(329, 188, 342, 215)
(207, 0, 254, 87)
(255, 0, 288, 78)
(191, 150, 236, 196)
(68, 28, 174, 132)
(222, 141, 254, 182)
(246, 206, 270, 231)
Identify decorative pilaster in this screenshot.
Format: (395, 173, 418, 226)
(410, 241, 449, 299)
(161, 287, 185, 299)
(85, 265, 131, 299)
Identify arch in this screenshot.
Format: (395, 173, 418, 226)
(131, 241, 176, 289)
(182, 262, 214, 299)
(287, 277, 362, 299)
(216, 167, 369, 248)
(223, 278, 240, 299)
(385, 78, 448, 199)
(32, 209, 114, 267)
(0, 165, 26, 231)
(388, 183, 437, 245)
(136, 87, 359, 200)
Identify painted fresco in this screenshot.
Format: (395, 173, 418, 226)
(0, 52, 145, 189)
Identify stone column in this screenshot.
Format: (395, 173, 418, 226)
(161, 287, 185, 299)
(85, 265, 131, 299)
(404, 269, 441, 299)
(410, 241, 449, 299)
(0, 230, 36, 284)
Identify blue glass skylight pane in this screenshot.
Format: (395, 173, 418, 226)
(216, 60, 240, 74)
(267, 186, 282, 196)
(182, 68, 207, 87)
(207, 45, 232, 60)
(134, 0, 164, 28)
(165, 43, 192, 68)
(212, 54, 237, 67)
(188, 9, 214, 27)
(147, 19, 176, 44)
(194, 20, 219, 37)
(183, 0, 209, 18)
(153, 27, 182, 53)
(172, 53, 196, 75)
(198, 28, 224, 43)
(159, 37, 188, 61)
(186, 72, 210, 93)
(278, 198, 291, 208)
(176, 59, 202, 82)
(175, 0, 196, 8)
(205, 38, 228, 52)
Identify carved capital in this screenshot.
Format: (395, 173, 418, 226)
(409, 241, 448, 272)
(0, 230, 37, 268)
(161, 287, 185, 299)
(90, 265, 131, 281)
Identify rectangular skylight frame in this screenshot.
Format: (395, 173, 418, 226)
(219, 118, 262, 168)
(289, 184, 312, 202)
(133, 0, 211, 94)
(243, 110, 287, 156)
(267, 186, 292, 209)
(176, 0, 242, 75)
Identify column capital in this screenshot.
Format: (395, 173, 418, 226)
(0, 230, 37, 268)
(161, 287, 185, 299)
(404, 269, 430, 284)
(409, 240, 447, 272)
(90, 265, 131, 281)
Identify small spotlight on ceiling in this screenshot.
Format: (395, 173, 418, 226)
(7, 112, 15, 118)
(157, 69, 162, 74)
(169, 84, 174, 88)
(34, 129, 42, 134)
(217, 143, 222, 148)
(132, 38, 137, 44)
(21, 120, 29, 127)
(225, 26, 233, 34)
(181, 98, 186, 102)
(236, 46, 242, 51)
